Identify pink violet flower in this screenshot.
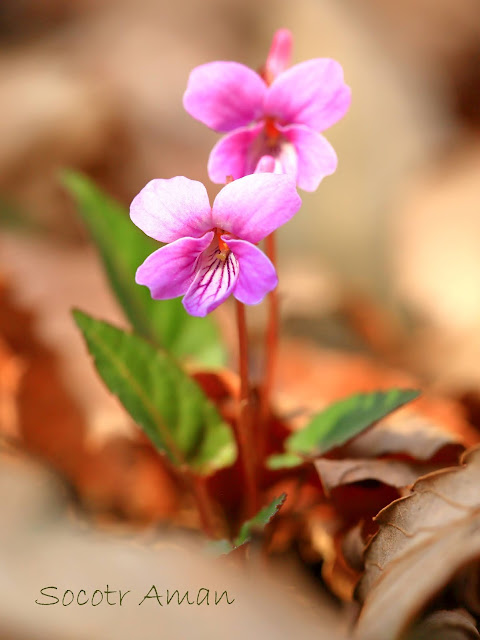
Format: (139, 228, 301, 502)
(130, 174, 302, 317)
(183, 29, 351, 192)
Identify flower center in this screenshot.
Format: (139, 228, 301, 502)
(215, 228, 230, 262)
(264, 117, 280, 146)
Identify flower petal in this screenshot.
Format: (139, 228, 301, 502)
(254, 155, 277, 173)
(254, 142, 298, 181)
(264, 29, 293, 83)
(130, 177, 213, 243)
(280, 123, 337, 191)
(135, 232, 214, 299)
(208, 123, 264, 184)
(183, 245, 239, 317)
(183, 62, 267, 133)
(225, 237, 278, 305)
(265, 58, 351, 131)
(271, 138, 298, 179)
(212, 173, 302, 244)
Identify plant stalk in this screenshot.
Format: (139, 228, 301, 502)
(235, 300, 258, 517)
(189, 472, 218, 538)
(259, 232, 279, 461)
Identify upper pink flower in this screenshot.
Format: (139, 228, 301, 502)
(183, 29, 351, 192)
(131, 174, 302, 317)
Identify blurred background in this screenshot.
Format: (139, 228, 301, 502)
(1, 0, 480, 636)
(1, 0, 480, 405)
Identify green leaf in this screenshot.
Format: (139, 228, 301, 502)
(234, 493, 286, 547)
(204, 539, 236, 556)
(287, 389, 421, 457)
(266, 452, 304, 470)
(73, 310, 236, 475)
(62, 170, 225, 366)
(206, 494, 287, 556)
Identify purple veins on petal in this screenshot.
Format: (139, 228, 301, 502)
(225, 237, 278, 305)
(131, 173, 302, 316)
(183, 243, 239, 317)
(135, 232, 214, 300)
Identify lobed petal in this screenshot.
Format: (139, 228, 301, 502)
(183, 244, 239, 317)
(212, 173, 302, 244)
(265, 58, 351, 131)
(183, 62, 267, 133)
(130, 177, 213, 243)
(225, 237, 278, 305)
(135, 232, 214, 300)
(280, 123, 337, 191)
(208, 123, 263, 184)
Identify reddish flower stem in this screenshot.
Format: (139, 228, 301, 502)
(188, 472, 218, 538)
(235, 300, 258, 518)
(258, 232, 279, 461)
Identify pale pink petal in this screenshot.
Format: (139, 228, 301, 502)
(208, 123, 264, 184)
(272, 138, 298, 178)
(225, 237, 278, 305)
(254, 144, 298, 179)
(183, 244, 239, 317)
(264, 29, 293, 83)
(135, 232, 214, 300)
(254, 155, 276, 173)
(280, 123, 337, 191)
(183, 62, 267, 133)
(265, 59, 351, 131)
(212, 173, 302, 244)
(130, 177, 213, 243)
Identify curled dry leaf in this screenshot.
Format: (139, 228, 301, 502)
(315, 458, 435, 495)
(311, 456, 443, 600)
(271, 340, 479, 603)
(452, 562, 480, 616)
(407, 609, 479, 640)
(355, 446, 480, 640)
(341, 412, 467, 462)
(341, 522, 365, 572)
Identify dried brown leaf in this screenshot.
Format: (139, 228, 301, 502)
(407, 609, 479, 640)
(272, 340, 479, 604)
(341, 522, 365, 572)
(342, 412, 467, 462)
(452, 563, 480, 615)
(315, 458, 435, 495)
(355, 446, 480, 640)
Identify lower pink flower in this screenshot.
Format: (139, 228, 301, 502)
(130, 174, 302, 317)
